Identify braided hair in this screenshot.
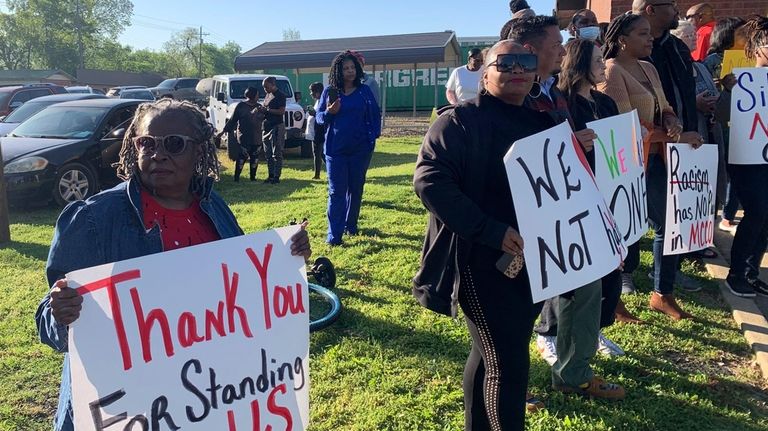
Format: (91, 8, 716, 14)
(328, 50, 363, 91)
(114, 99, 219, 193)
(602, 13, 646, 60)
(744, 15, 768, 60)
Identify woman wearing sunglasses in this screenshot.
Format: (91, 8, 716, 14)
(414, 40, 554, 431)
(35, 99, 312, 431)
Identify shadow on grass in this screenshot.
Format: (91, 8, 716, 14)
(531, 350, 768, 431)
(367, 199, 426, 217)
(0, 240, 51, 262)
(218, 178, 320, 205)
(310, 305, 468, 366)
(369, 152, 417, 170)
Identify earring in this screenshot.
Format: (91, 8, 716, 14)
(528, 80, 542, 98)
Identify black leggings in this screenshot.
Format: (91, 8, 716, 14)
(459, 266, 540, 431)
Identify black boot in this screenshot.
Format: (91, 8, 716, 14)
(249, 163, 257, 181)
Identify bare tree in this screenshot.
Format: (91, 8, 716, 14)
(282, 28, 301, 41)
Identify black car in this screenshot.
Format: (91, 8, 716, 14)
(0, 93, 107, 137)
(2, 99, 141, 206)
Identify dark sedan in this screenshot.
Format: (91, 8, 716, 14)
(2, 99, 141, 206)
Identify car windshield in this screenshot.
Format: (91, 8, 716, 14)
(2, 100, 51, 123)
(121, 90, 153, 100)
(12, 106, 109, 139)
(156, 79, 176, 89)
(229, 80, 293, 100)
(0, 93, 11, 107)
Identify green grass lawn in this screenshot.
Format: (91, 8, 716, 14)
(2, 137, 767, 430)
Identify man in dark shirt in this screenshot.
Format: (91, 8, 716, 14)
(635, 0, 707, 313)
(635, 0, 698, 132)
(261, 76, 287, 184)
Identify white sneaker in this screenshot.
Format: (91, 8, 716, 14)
(597, 332, 625, 357)
(536, 334, 558, 366)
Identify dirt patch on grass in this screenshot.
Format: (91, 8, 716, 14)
(382, 112, 431, 138)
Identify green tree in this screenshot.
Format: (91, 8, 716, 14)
(5, 0, 133, 73)
(0, 13, 33, 69)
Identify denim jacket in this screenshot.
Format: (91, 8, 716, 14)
(35, 176, 243, 431)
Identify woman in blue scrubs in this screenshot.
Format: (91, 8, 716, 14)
(316, 50, 382, 245)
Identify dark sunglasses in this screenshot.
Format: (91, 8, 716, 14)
(685, 13, 700, 19)
(488, 53, 538, 73)
(133, 134, 197, 155)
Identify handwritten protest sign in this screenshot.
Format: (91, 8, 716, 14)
(504, 121, 626, 303)
(729, 67, 768, 165)
(663, 144, 718, 255)
(587, 110, 648, 246)
(720, 50, 751, 79)
(67, 226, 309, 431)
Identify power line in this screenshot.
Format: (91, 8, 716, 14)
(133, 13, 198, 28)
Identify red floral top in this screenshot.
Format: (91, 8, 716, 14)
(140, 189, 220, 250)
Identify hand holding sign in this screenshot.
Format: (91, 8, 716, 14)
(574, 128, 597, 152)
(49, 279, 82, 325)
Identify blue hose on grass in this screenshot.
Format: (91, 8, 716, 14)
(309, 283, 341, 332)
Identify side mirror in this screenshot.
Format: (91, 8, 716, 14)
(0, 116, 5, 122)
(101, 128, 125, 140)
(216, 92, 226, 102)
(293, 91, 302, 102)
(9, 101, 23, 110)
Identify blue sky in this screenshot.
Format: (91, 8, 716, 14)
(115, 0, 556, 51)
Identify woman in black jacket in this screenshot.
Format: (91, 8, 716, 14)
(414, 40, 554, 431)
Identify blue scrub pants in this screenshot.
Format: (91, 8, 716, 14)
(326, 151, 373, 244)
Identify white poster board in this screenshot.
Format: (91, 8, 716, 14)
(663, 144, 719, 255)
(729, 67, 768, 165)
(504, 121, 626, 303)
(67, 226, 309, 431)
(587, 110, 649, 245)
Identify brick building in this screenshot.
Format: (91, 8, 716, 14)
(556, 0, 768, 27)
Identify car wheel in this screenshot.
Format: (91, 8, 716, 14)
(53, 162, 98, 206)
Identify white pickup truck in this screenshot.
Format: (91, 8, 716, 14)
(203, 74, 310, 156)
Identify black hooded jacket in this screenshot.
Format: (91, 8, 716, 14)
(412, 94, 554, 316)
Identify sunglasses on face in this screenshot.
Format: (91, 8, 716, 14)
(133, 135, 197, 155)
(488, 53, 538, 73)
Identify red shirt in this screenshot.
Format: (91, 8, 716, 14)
(693, 21, 715, 62)
(141, 189, 220, 251)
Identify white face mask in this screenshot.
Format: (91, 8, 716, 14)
(578, 26, 600, 41)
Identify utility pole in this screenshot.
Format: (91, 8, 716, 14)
(0, 148, 11, 244)
(75, 0, 84, 69)
(198, 26, 209, 78)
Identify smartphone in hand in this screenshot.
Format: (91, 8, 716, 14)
(327, 88, 338, 104)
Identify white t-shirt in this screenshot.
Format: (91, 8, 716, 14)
(445, 65, 482, 102)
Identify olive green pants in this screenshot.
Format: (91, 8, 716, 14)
(551, 279, 602, 387)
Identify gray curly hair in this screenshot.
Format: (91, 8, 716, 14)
(114, 99, 220, 192)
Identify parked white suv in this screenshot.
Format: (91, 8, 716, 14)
(206, 74, 308, 155)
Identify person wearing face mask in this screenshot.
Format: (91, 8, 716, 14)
(569, 9, 602, 44)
